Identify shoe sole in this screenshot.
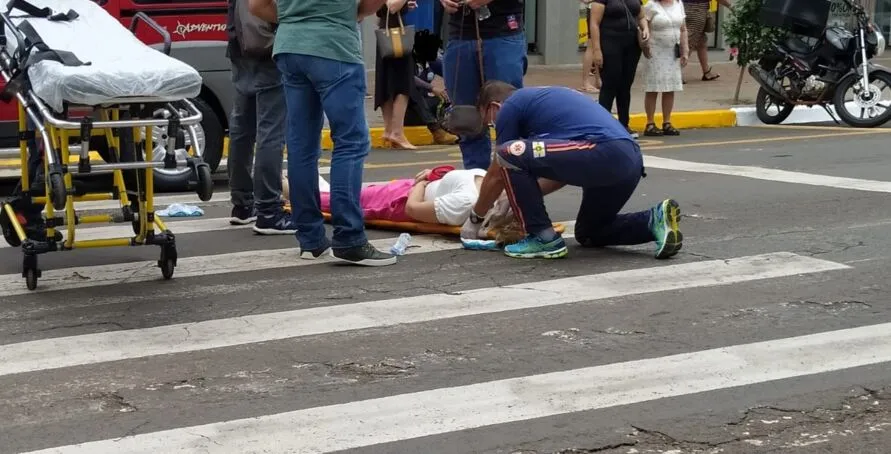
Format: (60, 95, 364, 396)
(330, 249, 398, 266)
(504, 245, 569, 259)
(253, 226, 298, 235)
(655, 199, 683, 260)
(300, 247, 331, 260)
(230, 216, 256, 226)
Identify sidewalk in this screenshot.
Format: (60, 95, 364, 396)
(361, 50, 758, 128)
(322, 52, 891, 149)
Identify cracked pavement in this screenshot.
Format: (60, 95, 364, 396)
(2, 124, 891, 453)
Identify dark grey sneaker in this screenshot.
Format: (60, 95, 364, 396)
(230, 205, 257, 225)
(253, 211, 298, 235)
(332, 242, 397, 267)
(300, 237, 332, 260)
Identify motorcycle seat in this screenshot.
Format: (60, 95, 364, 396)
(785, 36, 815, 56)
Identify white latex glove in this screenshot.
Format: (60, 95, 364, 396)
(460, 216, 485, 240)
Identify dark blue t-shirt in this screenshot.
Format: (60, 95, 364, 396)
(494, 86, 632, 146)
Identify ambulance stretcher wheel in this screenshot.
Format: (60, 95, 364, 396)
(159, 244, 177, 280)
(195, 164, 213, 202)
(49, 173, 66, 211)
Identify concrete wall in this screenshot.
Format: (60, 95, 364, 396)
(360, 0, 583, 69)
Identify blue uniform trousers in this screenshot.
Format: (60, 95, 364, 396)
(495, 137, 653, 246)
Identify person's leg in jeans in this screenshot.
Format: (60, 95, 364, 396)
(442, 38, 486, 169)
(227, 57, 260, 225)
(277, 53, 394, 265)
(446, 33, 527, 170)
(598, 35, 623, 125)
(276, 53, 328, 257)
(250, 60, 296, 235)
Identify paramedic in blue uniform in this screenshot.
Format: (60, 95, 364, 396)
(460, 81, 683, 260)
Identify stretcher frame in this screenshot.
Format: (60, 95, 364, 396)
(0, 10, 213, 291)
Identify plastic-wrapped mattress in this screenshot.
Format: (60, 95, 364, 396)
(4, 0, 202, 112)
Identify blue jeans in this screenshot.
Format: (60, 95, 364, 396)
(442, 33, 528, 170)
(274, 53, 370, 250)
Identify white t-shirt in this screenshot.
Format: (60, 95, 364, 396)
(424, 169, 487, 225)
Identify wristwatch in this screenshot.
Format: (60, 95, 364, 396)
(469, 210, 483, 224)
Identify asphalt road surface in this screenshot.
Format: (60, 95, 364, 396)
(2, 124, 891, 454)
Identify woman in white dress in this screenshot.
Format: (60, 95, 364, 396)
(642, 0, 689, 137)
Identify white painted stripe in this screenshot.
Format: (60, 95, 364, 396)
(0, 233, 473, 298)
(732, 102, 863, 127)
(645, 155, 891, 193)
(0, 217, 251, 249)
(24, 319, 888, 454)
(0, 252, 847, 378)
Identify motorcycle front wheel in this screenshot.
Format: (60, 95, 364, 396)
(755, 87, 795, 124)
(832, 70, 891, 128)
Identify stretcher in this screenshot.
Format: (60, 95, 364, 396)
(0, 0, 212, 290)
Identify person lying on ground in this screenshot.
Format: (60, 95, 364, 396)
(283, 167, 549, 239)
(282, 167, 484, 226)
(459, 80, 683, 260)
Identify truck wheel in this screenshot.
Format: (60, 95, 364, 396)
(151, 97, 224, 192)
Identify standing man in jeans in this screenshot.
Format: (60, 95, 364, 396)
(439, 0, 527, 170)
(249, 0, 397, 266)
(226, 0, 296, 234)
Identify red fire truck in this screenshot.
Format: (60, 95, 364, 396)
(0, 0, 231, 191)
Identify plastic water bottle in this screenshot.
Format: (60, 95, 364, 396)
(390, 233, 412, 256)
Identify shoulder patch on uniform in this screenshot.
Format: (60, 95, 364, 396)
(532, 141, 546, 158)
(507, 141, 526, 156)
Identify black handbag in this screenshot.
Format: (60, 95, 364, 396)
(375, 12, 415, 59)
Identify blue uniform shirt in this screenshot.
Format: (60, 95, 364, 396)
(494, 86, 632, 146)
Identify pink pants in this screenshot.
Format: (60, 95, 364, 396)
(320, 179, 416, 222)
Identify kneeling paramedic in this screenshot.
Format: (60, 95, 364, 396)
(459, 81, 683, 259)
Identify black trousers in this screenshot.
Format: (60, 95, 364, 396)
(404, 83, 438, 129)
(598, 32, 641, 128)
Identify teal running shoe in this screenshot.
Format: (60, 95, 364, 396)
(503, 234, 568, 259)
(648, 199, 683, 259)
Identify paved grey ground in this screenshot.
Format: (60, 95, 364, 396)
(1, 124, 891, 453)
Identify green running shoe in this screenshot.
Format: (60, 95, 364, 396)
(649, 199, 683, 259)
(504, 235, 568, 259)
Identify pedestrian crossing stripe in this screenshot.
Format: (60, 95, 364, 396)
(21, 316, 889, 454)
(0, 252, 848, 378)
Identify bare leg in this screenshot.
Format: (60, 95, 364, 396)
(644, 92, 658, 124)
(381, 100, 394, 145)
(388, 94, 417, 149)
(582, 41, 597, 92)
(662, 92, 675, 123)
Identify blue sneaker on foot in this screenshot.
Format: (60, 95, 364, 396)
(648, 199, 683, 259)
(503, 234, 568, 259)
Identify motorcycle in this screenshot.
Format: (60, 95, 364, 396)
(748, 0, 890, 127)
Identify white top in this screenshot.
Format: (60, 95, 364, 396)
(424, 169, 487, 225)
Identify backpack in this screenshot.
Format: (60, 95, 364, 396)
(233, 0, 275, 58)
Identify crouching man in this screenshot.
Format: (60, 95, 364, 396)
(459, 81, 683, 259)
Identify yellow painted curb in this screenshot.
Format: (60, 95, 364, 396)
(317, 109, 737, 150)
(627, 109, 738, 132)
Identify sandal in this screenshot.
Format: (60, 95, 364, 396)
(662, 122, 680, 136)
(702, 66, 720, 81)
(644, 123, 663, 136)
